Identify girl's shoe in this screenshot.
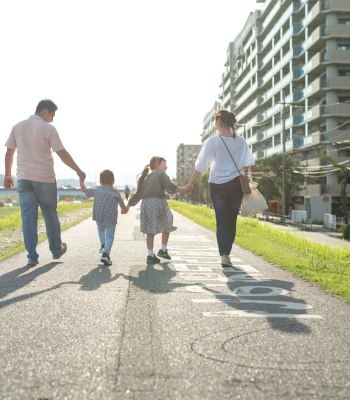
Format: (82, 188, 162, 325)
(157, 249, 171, 260)
(147, 254, 161, 264)
(99, 244, 105, 253)
(101, 252, 112, 265)
(221, 254, 233, 267)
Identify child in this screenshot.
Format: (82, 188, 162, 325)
(80, 169, 128, 265)
(127, 156, 187, 264)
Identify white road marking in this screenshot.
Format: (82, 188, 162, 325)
(203, 311, 323, 319)
(192, 299, 313, 310)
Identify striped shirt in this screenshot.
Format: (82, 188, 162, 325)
(86, 186, 125, 225)
(195, 134, 255, 184)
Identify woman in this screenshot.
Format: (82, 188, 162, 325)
(186, 109, 255, 267)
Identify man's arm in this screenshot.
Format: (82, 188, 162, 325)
(4, 148, 15, 189)
(56, 149, 86, 181)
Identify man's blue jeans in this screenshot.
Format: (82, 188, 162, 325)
(209, 176, 243, 256)
(17, 179, 62, 261)
(96, 223, 116, 254)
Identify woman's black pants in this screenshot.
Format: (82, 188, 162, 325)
(209, 177, 243, 256)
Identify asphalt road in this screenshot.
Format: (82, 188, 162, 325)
(0, 206, 349, 400)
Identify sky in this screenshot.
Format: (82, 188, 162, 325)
(0, 0, 262, 186)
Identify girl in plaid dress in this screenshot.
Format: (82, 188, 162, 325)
(127, 156, 187, 264)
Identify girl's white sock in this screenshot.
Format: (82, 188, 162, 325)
(147, 249, 154, 256)
(161, 244, 167, 251)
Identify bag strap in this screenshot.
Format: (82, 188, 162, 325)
(218, 135, 242, 176)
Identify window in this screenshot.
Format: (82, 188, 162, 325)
(339, 69, 350, 76)
(339, 96, 350, 103)
(339, 19, 350, 26)
(338, 149, 350, 157)
(338, 44, 350, 51)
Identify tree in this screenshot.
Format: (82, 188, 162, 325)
(254, 153, 303, 210)
(321, 154, 350, 224)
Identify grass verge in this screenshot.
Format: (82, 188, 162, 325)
(168, 200, 350, 303)
(0, 202, 92, 262)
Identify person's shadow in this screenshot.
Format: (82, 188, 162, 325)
(73, 265, 120, 291)
(0, 261, 62, 309)
(198, 267, 312, 333)
(120, 261, 190, 293)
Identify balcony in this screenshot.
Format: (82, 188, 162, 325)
(322, 0, 350, 12)
(323, 50, 350, 64)
(324, 24, 350, 38)
(307, 77, 322, 96)
(322, 76, 350, 90)
(303, 133, 322, 147)
(321, 103, 350, 116)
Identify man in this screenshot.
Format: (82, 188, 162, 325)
(4, 99, 86, 267)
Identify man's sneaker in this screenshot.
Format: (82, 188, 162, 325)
(101, 252, 112, 265)
(146, 254, 161, 264)
(157, 249, 171, 260)
(99, 244, 105, 253)
(53, 242, 67, 260)
(26, 259, 39, 267)
(221, 254, 233, 267)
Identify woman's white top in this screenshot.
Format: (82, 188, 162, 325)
(195, 134, 255, 184)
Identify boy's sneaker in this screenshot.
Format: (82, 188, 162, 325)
(146, 254, 161, 264)
(221, 254, 233, 267)
(101, 252, 112, 265)
(157, 249, 171, 260)
(99, 244, 105, 253)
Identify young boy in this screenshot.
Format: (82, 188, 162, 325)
(80, 170, 128, 265)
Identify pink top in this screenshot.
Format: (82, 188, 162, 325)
(5, 115, 64, 183)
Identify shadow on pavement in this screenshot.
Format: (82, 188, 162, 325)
(120, 261, 191, 292)
(0, 261, 62, 309)
(199, 268, 311, 334)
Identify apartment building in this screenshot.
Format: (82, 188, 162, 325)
(176, 144, 202, 182)
(204, 0, 350, 218)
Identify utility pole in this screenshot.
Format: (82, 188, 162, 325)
(281, 91, 287, 216)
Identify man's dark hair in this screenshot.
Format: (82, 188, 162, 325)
(35, 99, 58, 114)
(100, 170, 114, 185)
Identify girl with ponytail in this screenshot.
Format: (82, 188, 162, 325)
(128, 156, 187, 264)
(185, 109, 255, 267)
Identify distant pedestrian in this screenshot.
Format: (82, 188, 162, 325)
(185, 109, 255, 267)
(127, 156, 187, 264)
(124, 185, 130, 201)
(80, 169, 128, 265)
(4, 99, 86, 267)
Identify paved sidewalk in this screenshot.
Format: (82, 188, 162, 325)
(0, 207, 349, 399)
(258, 219, 350, 248)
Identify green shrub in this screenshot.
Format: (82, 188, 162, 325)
(343, 224, 350, 240)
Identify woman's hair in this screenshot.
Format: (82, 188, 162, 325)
(100, 169, 114, 185)
(135, 156, 166, 194)
(215, 109, 237, 137)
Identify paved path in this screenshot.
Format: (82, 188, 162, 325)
(0, 207, 349, 399)
(258, 219, 350, 249)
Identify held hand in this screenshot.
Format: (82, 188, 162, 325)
(77, 170, 86, 181)
(185, 183, 194, 193)
(4, 176, 14, 189)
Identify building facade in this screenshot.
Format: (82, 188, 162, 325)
(176, 144, 202, 182)
(203, 0, 350, 218)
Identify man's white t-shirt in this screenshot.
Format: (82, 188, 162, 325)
(5, 115, 64, 183)
(195, 134, 255, 184)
